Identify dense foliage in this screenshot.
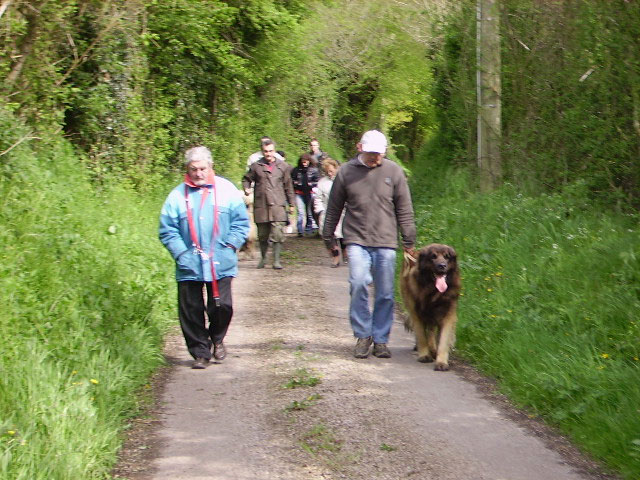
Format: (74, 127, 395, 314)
(4, 1, 636, 202)
(433, 0, 640, 206)
(408, 148, 640, 479)
(0, 107, 175, 478)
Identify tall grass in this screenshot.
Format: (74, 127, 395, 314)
(408, 149, 640, 479)
(0, 138, 175, 479)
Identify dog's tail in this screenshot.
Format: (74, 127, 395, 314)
(401, 250, 417, 333)
(403, 315, 414, 332)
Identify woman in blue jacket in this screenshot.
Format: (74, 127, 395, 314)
(159, 146, 249, 369)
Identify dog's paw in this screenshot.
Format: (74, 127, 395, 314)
(417, 355, 434, 363)
(434, 362, 450, 371)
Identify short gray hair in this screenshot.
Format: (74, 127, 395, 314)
(184, 146, 213, 166)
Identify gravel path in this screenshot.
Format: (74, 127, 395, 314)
(112, 236, 617, 480)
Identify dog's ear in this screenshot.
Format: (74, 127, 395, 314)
(446, 246, 457, 261)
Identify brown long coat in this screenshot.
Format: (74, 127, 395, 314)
(242, 158, 294, 223)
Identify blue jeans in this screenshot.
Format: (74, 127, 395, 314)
(346, 245, 397, 344)
(295, 193, 316, 234)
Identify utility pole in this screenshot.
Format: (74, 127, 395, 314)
(476, 0, 502, 191)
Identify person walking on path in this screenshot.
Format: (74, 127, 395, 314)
(159, 146, 250, 369)
(292, 153, 320, 236)
(309, 138, 329, 170)
(242, 138, 295, 269)
(322, 130, 416, 359)
(314, 157, 346, 267)
(246, 136, 284, 168)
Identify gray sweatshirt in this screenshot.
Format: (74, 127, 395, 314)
(322, 156, 416, 249)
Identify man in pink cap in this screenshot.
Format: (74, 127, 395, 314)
(322, 130, 416, 359)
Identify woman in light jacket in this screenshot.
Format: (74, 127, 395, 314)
(314, 157, 346, 267)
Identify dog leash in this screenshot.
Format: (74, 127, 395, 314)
(184, 180, 221, 307)
(403, 251, 417, 263)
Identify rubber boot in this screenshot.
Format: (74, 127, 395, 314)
(272, 242, 283, 269)
(257, 241, 268, 269)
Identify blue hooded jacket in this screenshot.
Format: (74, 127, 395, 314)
(159, 175, 250, 282)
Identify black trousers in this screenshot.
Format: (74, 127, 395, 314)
(177, 278, 233, 360)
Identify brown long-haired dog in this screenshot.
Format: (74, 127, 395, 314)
(400, 244, 461, 371)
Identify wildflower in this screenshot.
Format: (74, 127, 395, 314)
(600, 353, 609, 359)
(90, 379, 99, 385)
(633, 357, 639, 361)
(487, 288, 493, 292)
(7, 430, 15, 436)
(71, 370, 78, 375)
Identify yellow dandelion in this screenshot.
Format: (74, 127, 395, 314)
(71, 370, 78, 375)
(600, 353, 609, 359)
(633, 356, 639, 361)
(487, 288, 493, 292)
(7, 430, 16, 436)
(90, 379, 99, 385)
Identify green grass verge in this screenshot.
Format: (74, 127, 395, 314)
(0, 139, 176, 479)
(406, 152, 640, 479)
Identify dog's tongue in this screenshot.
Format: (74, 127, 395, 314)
(435, 275, 448, 293)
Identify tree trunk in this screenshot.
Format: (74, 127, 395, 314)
(6, 9, 38, 86)
(0, 0, 13, 20)
(476, 0, 502, 191)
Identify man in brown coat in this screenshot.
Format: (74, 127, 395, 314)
(242, 139, 295, 269)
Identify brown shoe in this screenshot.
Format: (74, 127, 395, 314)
(192, 357, 209, 369)
(354, 336, 373, 358)
(373, 343, 391, 358)
(213, 342, 227, 361)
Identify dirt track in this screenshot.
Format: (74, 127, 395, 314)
(113, 235, 617, 480)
